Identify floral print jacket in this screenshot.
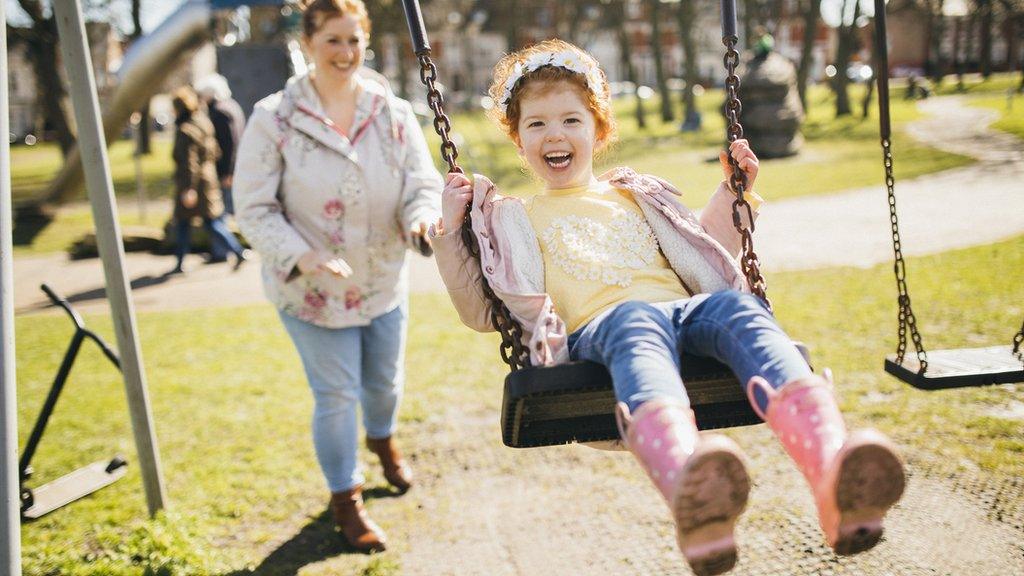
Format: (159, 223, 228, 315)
(234, 72, 442, 327)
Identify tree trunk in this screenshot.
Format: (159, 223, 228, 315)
(832, 0, 860, 117)
(618, 20, 647, 129)
(31, 17, 76, 156)
(397, 38, 410, 101)
(648, 0, 675, 123)
(743, 0, 756, 49)
(796, 0, 820, 110)
(928, 0, 947, 86)
(131, 0, 151, 155)
(677, 0, 700, 130)
(979, 0, 993, 78)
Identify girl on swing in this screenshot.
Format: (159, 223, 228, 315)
(431, 39, 906, 575)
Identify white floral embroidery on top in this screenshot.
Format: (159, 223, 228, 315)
(542, 212, 660, 287)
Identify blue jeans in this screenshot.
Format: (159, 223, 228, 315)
(568, 290, 812, 415)
(278, 304, 407, 492)
(175, 216, 244, 263)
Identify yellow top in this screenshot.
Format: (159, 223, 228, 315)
(525, 180, 691, 333)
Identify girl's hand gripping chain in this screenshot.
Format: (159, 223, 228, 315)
(439, 172, 473, 235)
(719, 138, 759, 194)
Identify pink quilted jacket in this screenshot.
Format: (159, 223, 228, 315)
(431, 167, 758, 366)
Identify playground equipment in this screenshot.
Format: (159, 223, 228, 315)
(872, 0, 1024, 390)
(19, 285, 128, 520)
(401, 0, 811, 448)
(43, 0, 298, 206)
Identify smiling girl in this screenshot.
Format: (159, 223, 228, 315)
(432, 39, 906, 575)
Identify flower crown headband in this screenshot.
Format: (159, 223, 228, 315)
(500, 49, 604, 112)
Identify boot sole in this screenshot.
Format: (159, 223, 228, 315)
(832, 434, 906, 556)
(672, 436, 751, 576)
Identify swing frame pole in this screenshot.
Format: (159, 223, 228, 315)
(52, 0, 166, 516)
(1, 1, 23, 572)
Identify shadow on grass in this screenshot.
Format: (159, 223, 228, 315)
(221, 510, 346, 576)
(26, 274, 176, 313)
(221, 487, 402, 576)
(12, 204, 55, 248)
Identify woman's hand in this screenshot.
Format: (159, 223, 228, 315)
(181, 189, 198, 209)
(719, 139, 759, 194)
(297, 250, 353, 278)
(440, 172, 473, 235)
(410, 221, 432, 255)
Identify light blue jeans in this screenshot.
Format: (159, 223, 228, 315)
(278, 304, 407, 492)
(568, 290, 812, 415)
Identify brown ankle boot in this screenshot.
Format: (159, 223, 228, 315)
(366, 436, 414, 493)
(329, 486, 387, 552)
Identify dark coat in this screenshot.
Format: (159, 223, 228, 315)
(208, 97, 246, 180)
(173, 112, 224, 220)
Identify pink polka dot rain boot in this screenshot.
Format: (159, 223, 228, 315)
(747, 371, 906, 555)
(617, 401, 750, 576)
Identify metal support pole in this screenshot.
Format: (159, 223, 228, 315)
(52, 0, 166, 516)
(1, 2, 24, 573)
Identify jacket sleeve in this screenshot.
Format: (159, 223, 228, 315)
(431, 228, 495, 333)
(699, 181, 762, 260)
(172, 131, 195, 193)
(397, 101, 443, 239)
(233, 105, 312, 281)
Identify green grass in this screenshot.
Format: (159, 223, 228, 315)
(428, 82, 973, 205)
(14, 234, 1024, 575)
(931, 71, 1022, 96)
(968, 92, 1024, 139)
(13, 204, 171, 257)
(11, 138, 176, 205)
(11, 79, 978, 257)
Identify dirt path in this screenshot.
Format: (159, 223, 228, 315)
(239, 403, 1024, 575)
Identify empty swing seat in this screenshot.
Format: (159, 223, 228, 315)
(501, 343, 811, 448)
(885, 346, 1024, 390)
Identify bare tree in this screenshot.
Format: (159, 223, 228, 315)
(796, 0, 821, 109)
(608, 0, 648, 128)
(8, 0, 77, 156)
(1000, 0, 1023, 89)
(647, 0, 675, 122)
(127, 0, 152, 155)
(977, 0, 995, 77)
(832, 0, 862, 116)
(676, 0, 701, 130)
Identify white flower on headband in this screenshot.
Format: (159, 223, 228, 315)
(499, 50, 603, 112)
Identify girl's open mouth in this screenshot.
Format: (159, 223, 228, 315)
(544, 152, 572, 169)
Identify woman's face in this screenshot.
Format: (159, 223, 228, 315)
(303, 13, 367, 84)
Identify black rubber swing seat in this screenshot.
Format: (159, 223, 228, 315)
(501, 343, 810, 448)
(885, 346, 1024, 390)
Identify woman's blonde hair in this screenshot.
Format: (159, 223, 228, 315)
(298, 0, 371, 39)
(488, 39, 617, 150)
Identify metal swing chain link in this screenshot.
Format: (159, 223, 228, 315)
(722, 36, 771, 311)
(416, 53, 530, 371)
(881, 137, 928, 371)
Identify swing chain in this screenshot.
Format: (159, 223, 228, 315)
(418, 55, 460, 173)
(882, 137, 928, 371)
(722, 35, 771, 311)
(415, 52, 531, 371)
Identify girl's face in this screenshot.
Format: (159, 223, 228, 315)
(303, 14, 366, 84)
(515, 82, 600, 190)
